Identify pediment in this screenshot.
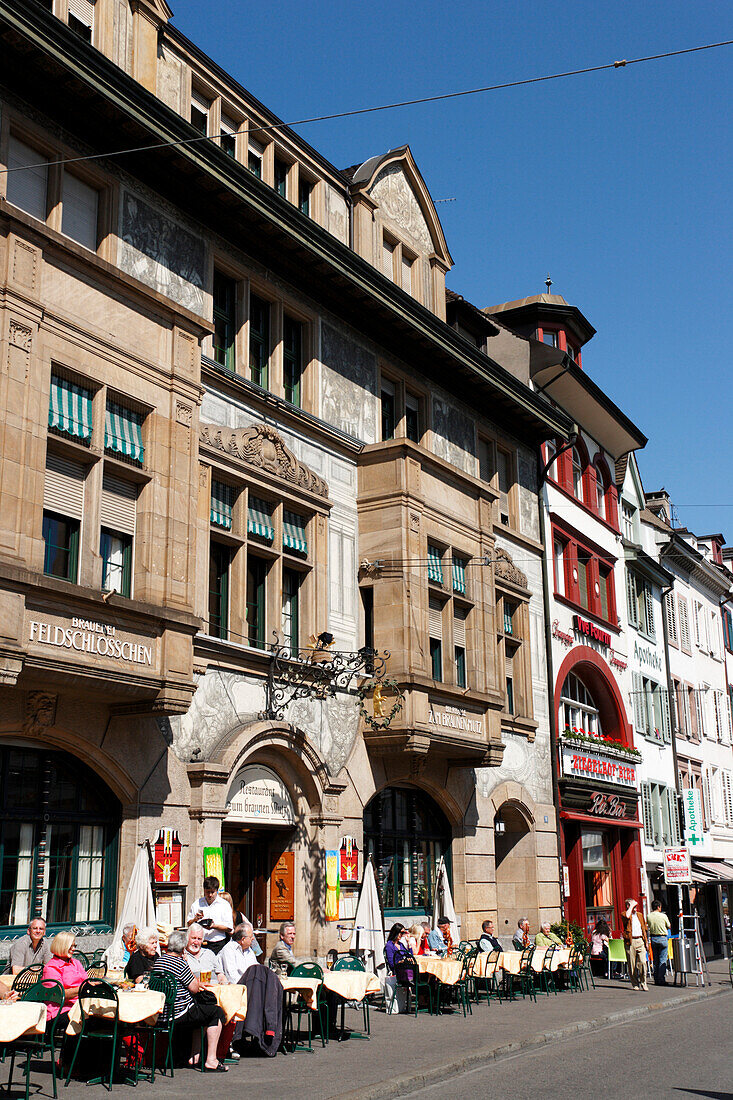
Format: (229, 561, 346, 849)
(349, 146, 453, 268)
(494, 547, 528, 590)
(199, 421, 329, 499)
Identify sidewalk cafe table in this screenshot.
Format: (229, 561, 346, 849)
(279, 976, 321, 1010)
(497, 951, 523, 976)
(0, 974, 14, 995)
(65, 988, 165, 1036)
(204, 983, 247, 1025)
(415, 956, 463, 985)
(0, 1002, 46, 1042)
(321, 971, 381, 1003)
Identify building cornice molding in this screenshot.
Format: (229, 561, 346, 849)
(199, 420, 330, 500)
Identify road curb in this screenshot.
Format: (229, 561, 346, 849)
(332, 984, 730, 1100)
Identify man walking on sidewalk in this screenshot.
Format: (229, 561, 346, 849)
(621, 898, 650, 990)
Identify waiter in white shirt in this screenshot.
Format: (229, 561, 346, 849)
(186, 876, 233, 954)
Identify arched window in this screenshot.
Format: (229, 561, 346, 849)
(364, 786, 451, 913)
(571, 447, 584, 499)
(0, 746, 120, 930)
(560, 672, 601, 737)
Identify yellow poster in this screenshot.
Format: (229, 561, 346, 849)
(325, 850, 340, 921)
(203, 847, 225, 890)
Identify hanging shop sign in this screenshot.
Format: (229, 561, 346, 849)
(561, 744, 637, 788)
(325, 850, 340, 922)
(203, 846, 225, 889)
(270, 852, 295, 922)
(663, 846, 692, 885)
(428, 702, 484, 735)
(559, 780, 639, 822)
(225, 765, 296, 826)
(26, 611, 155, 667)
(339, 836, 359, 885)
(153, 828, 181, 883)
(573, 615, 611, 649)
(683, 789, 704, 847)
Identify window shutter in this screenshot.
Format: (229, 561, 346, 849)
(688, 685, 697, 739)
(666, 788, 681, 845)
(661, 687, 671, 742)
(44, 452, 85, 520)
(695, 690, 706, 737)
(693, 602, 701, 647)
(632, 671, 645, 735)
(220, 114, 236, 136)
(644, 583, 655, 640)
(640, 782, 655, 848)
(453, 607, 466, 647)
(191, 86, 210, 112)
(62, 171, 98, 251)
(427, 544, 443, 585)
(478, 438, 495, 483)
(428, 596, 442, 640)
(100, 474, 137, 536)
(7, 136, 48, 221)
(69, 0, 94, 27)
(714, 691, 723, 742)
(665, 594, 678, 644)
(723, 774, 733, 826)
(702, 770, 711, 829)
(679, 598, 690, 650)
(626, 572, 638, 627)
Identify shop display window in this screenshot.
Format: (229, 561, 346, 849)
(582, 829, 614, 931)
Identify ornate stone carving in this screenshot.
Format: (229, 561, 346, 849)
(200, 421, 329, 499)
(176, 402, 192, 427)
(24, 692, 57, 736)
(369, 164, 432, 252)
(494, 546, 527, 589)
(12, 241, 38, 291)
(9, 320, 32, 351)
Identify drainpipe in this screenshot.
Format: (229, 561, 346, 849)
(537, 446, 566, 922)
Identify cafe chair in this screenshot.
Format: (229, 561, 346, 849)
(507, 948, 536, 1002)
(135, 972, 176, 1082)
(65, 978, 120, 1090)
(6, 979, 66, 1100)
(579, 943, 595, 990)
(436, 947, 475, 1017)
(474, 949, 502, 1005)
(606, 938, 628, 981)
(331, 955, 370, 1039)
(74, 951, 91, 970)
(534, 947, 558, 997)
(383, 949, 433, 1017)
(87, 963, 107, 980)
(11, 965, 43, 994)
(288, 963, 328, 1052)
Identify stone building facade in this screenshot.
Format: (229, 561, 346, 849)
(0, 0, 571, 952)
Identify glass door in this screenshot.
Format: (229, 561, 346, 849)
(582, 829, 614, 935)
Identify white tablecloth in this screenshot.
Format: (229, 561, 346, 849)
(0, 1002, 46, 1043)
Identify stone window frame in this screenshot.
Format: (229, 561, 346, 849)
(379, 228, 420, 304)
(205, 261, 316, 410)
(203, 463, 326, 656)
(2, 118, 114, 263)
(377, 366, 428, 446)
(43, 362, 152, 593)
(425, 538, 475, 690)
(477, 433, 518, 530)
(495, 573, 535, 736)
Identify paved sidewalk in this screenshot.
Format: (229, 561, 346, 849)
(2, 963, 729, 1100)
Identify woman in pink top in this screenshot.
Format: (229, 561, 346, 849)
(43, 931, 88, 1019)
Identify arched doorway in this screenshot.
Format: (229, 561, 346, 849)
(363, 786, 451, 917)
(0, 744, 120, 931)
(494, 801, 538, 929)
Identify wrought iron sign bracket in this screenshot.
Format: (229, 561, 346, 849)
(263, 635, 388, 721)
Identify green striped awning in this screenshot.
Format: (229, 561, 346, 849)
(105, 402, 144, 463)
(211, 481, 233, 529)
(428, 544, 443, 585)
(283, 511, 307, 555)
(248, 497, 274, 541)
(48, 374, 93, 442)
(452, 556, 466, 595)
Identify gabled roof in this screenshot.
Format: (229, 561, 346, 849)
(346, 145, 453, 268)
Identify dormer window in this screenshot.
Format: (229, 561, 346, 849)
(542, 329, 558, 347)
(248, 138, 265, 178)
(190, 88, 210, 135)
(566, 343, 577, 361)
(68, 0, 94, 41)
(571, 446, 584, 498)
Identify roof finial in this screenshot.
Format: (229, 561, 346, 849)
(545, 274, 553, 294)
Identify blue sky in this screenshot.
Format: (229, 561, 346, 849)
(168, 0, 733, 536)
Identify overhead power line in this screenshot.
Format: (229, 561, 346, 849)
(1, 39, 732, 176)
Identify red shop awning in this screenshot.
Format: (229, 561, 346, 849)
(560, 809, 643, 830)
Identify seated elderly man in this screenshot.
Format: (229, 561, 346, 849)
(185, 923, 218, 976)
(478, 919, 502, 953)
(512, 918, 530, 950)
(268, 922, 296, 976)
(534, 922, 563, 948)
(10, 917, 52, 974)
(426, 916, 453, 957)
(214, 922, 259, 984)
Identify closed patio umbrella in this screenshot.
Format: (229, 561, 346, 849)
(350, 858, 386, 975)
(103, 845, 156, 969)
(432, 856, 459, 945)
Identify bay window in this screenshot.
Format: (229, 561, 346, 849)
(552, 523, 616, 626)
